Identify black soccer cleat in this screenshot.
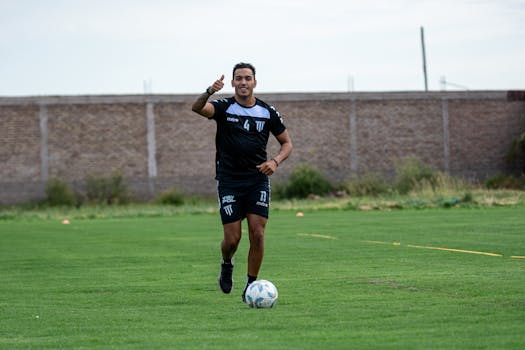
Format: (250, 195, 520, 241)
(241, 281, 252, 303)
(218, 259, 234, 294)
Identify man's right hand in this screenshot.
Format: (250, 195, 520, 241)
(192, 74, 225, 118)
(208, 75, 225, 95)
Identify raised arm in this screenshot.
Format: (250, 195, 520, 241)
(191, 74, 225, 118)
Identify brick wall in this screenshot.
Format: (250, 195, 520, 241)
(0, 91, 524, 204)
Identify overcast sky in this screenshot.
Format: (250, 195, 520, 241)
(1, 0, 524, 96)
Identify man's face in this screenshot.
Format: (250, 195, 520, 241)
(232, 68, 256, 98)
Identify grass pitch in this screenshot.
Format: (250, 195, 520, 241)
(1, 207, 524, 349)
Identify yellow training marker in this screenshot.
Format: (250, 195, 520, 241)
(361, 240, 392, 245)
(406, 244, 502, 257)
(297, 233, 337, 240)
(360, 240, 506, 258)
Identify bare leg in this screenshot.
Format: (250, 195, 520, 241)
(218, 220, 242, 294)
(221, 220, 242, 260)
(246, 214, 267, 277)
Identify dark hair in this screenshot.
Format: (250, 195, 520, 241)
(232, 62, 256, 78)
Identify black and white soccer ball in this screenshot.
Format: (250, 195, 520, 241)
(245, 280, 278, 308)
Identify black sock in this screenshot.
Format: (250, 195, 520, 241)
(222, 257, 232, 265)
(247, 274, 257, 284)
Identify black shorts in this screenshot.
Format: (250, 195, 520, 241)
(216, 178, 271, 224)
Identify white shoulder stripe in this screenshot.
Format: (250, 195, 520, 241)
(226, 103, 270, 119)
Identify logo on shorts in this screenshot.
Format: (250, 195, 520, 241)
(256, 191, 268, 207)
(222, 195, 236, 204)
(223, 204, 233, 216)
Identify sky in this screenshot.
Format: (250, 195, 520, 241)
(1, 0, 524, 96)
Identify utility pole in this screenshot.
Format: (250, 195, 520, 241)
(420, 26, 428, 91)
(347, 75, 354, 92)
(439, 76, 469, 90)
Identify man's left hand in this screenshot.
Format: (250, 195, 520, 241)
(256, 160, 277, 176)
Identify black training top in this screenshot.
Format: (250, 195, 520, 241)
(210, 97, 286, 183)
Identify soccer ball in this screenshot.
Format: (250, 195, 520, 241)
(245, 280, 278, 308)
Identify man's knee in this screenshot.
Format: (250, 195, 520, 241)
(250, 232, 264, 249)
(247, 216, 266, 247)
(223, 221, 242, 248)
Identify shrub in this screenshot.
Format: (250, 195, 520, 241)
(506, 131, 525, 175)
(410, 171, 473, 197)
(486, 174, 524, 190)
(45, 178, 77, 206)
(85, 172, 131, 205)
(270, 182, 287, 200)
(85, 176, 106, 203)
(155, 188, 185, 206)
(462, 192, 473, 203)
(344, 173, 389, 197)
(394, 158, 438, 194)
(279, 165, 332, 199)
(107, 173, 130, 204)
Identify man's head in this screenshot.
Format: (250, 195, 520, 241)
(232, 62, 257, 100)
(232, 62, 256, 79)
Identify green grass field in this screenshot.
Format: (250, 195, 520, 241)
(1, 207, 524, 349)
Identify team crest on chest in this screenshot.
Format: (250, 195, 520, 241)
(255, 120, 265, 132)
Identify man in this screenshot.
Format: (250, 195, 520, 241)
(191, 62, 293, 302)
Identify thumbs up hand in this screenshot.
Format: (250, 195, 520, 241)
(208, 74, 225, 95)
